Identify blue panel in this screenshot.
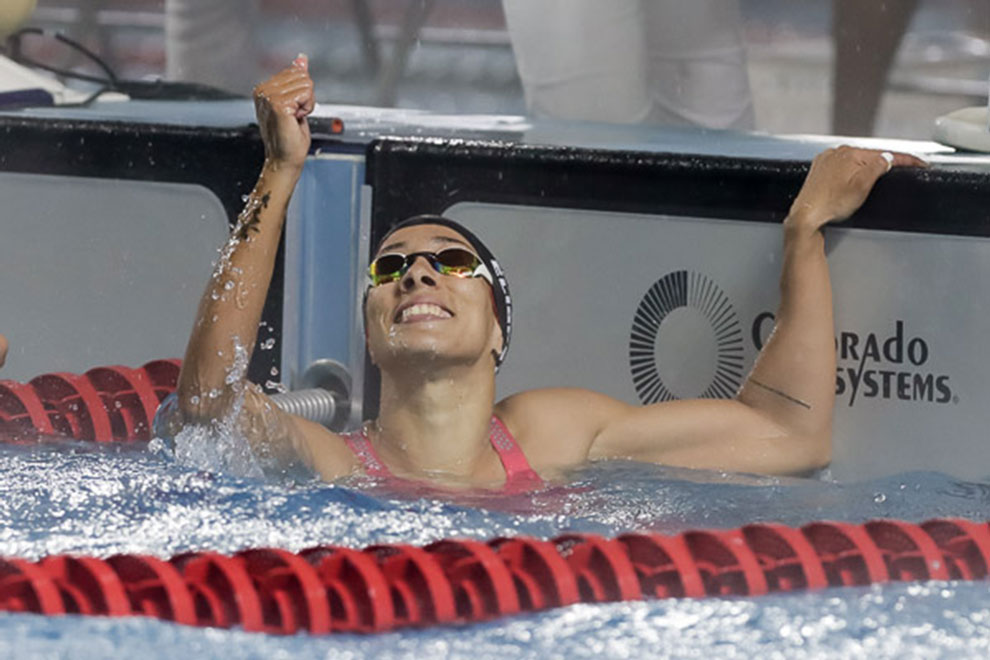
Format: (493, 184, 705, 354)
(283, 154, 365, 390)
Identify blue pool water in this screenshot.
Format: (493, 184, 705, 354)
(2, 437, 990, 658)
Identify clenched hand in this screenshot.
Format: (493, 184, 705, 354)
(253, 55, 315, 171)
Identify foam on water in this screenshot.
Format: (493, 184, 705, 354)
(2, 438, 990, 658)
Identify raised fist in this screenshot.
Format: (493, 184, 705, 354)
(252, 55, 315, 170)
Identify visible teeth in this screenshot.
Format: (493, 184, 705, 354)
(401, 304, 451, 321)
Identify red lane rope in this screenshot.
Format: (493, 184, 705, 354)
(0, 360, 179, 443)
(0, 381, 55, 436)
(0, 520, 986, 635)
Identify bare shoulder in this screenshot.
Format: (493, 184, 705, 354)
(290, 416, 360, 482)
(497, 387, 631, 418)
(495, 388, 633, 468)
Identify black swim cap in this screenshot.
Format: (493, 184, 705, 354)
(374, 215, 512, 368)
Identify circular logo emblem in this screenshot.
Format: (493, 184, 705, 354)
(629, 270, 743, 403)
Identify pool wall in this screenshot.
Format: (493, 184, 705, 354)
(2, 102, 990, 480)
(0, 115, 281, 388)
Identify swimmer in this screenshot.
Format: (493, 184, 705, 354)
(0, 333, 7, 369)
(167, 58, 926, 489)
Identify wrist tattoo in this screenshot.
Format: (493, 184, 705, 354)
(749, 378, 811, 410)
(237, 191, 271, 240)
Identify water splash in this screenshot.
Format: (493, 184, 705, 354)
(167, 337, 263, 479)
(171, 421, 263, 480)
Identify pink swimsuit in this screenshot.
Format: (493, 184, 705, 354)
(342, 416, 544, 494)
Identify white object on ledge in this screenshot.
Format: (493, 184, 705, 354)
(933, 106, 990, 153)
(0, 54, 127, 106)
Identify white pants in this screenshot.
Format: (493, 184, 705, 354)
(502, 0, 754, 130)
(165, 0, 260, 96)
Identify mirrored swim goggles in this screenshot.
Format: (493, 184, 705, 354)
(368, 247, 493, 287)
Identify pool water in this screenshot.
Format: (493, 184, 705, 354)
(1, 438, 990, 659)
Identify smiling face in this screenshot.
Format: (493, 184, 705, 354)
(364, 224, 503, 375)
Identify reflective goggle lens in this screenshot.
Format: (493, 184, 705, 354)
(369, 253, 407, 285)
(433, 247, 480, 275)
(369, 247, 483, 286)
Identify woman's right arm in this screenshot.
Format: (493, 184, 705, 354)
(168, 57, 353, 476)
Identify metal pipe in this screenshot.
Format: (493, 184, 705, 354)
(270, 388, 339, 429)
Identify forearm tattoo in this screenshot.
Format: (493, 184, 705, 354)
(237, 191, 271, 240)
(749, 377, 812, 410)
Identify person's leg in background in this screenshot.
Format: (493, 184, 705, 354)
(643, 0, 755, 130)
(165, 0, 261, 96)
(831, 0, 919, 136)
(502, 0, 754, 130)
(501, 0, 651, 123)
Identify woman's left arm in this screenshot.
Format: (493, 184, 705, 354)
(586, 147, 926, 475)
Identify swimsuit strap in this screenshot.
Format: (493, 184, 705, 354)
(340, 426, 391, 478)
(341, 417, 543, 491)
(487, 416, 544, 492)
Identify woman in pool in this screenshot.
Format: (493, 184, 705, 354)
(167, 56, 924, 489)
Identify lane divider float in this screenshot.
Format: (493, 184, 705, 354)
(0, 360, 180, 443)
(0, 519, 987, 634)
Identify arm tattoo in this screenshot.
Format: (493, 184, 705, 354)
(749, 377, 812, 410)
(236, 191, 271, 240)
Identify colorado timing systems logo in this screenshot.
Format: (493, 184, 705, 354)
(629, 270, 744, 403)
